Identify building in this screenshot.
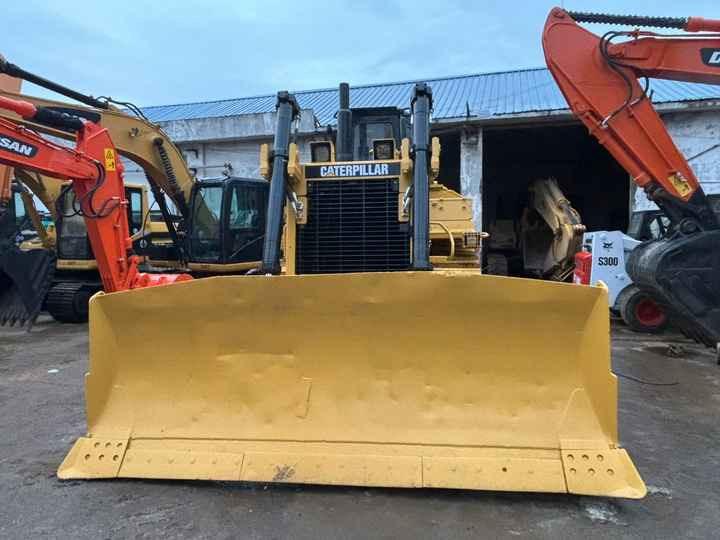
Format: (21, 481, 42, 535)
(127, 66, 720, 247)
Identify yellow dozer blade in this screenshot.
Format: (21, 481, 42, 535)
(58, 271, 645, 498)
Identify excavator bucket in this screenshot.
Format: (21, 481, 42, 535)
(59, 271, 645, 498)
(0, 247, 56, 327)
(628, 231, 720, 348)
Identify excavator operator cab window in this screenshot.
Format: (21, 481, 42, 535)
(56, 190, 93, 261)
(188, 183, 223, 263)
(126, 188, 143, 236)
(226, 179, 267, 264)
(187, 178, 268, 265)
(12, 190, 26, 228)
(627, 210, 671, 241)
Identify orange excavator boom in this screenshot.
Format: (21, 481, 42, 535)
(543, 8, 720, 347)
(0, 96, 190, 293)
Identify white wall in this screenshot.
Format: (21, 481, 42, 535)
(634, 109, 720, 211)
(460, 128, 483, 229)
(121, 138, 314, 199)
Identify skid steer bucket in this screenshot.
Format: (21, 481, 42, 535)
(0, 247, 56, 327)
(59, 271, 645, 498)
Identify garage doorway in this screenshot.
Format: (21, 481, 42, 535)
(482, 124, 629, 277)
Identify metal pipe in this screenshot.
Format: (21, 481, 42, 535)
(429, 221, 455, 259)
(145, 174, 187, 263)
(336, 83, 353, 162)
(411, 83, 433, 271)
(0, 55, 110, 110)
(260, 91, 299, 274)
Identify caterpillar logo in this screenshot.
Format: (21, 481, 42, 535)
(0, 136, 37, 158)
(305, 162, 401, 179)
(701, 48, 720, 66)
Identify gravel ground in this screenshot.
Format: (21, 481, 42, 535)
(0, 317, 718, 539)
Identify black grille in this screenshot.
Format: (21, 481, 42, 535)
(296, 179, 410, 274)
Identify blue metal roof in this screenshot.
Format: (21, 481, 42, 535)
(142, 67, 720, 125)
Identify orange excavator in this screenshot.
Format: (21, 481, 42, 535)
(0, 95, 190, 295)
(543, 8, 720, 349)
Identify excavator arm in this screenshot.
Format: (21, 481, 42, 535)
(0, 95, 189, 293)
(543, 8, 720, 347)
(543, 8, 720, 229)
(0, 57, 193, 215)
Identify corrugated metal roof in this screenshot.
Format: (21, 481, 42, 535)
(142, 67, 720, 125)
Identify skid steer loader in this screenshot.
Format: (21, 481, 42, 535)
(56, 83, 645, 498)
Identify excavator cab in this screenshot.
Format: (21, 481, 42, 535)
(55, 184, 149, 262)
(21, 181, 172, 324)
(186, 177, 268, 272)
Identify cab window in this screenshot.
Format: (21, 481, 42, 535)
(12, 192, 26, 227)
(226, 183, 266, 263)
(354, 121, 393, 160)
(189, 185, 223, 261)
(127, 189, 143, 235)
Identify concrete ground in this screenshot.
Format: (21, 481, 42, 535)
(0, 317, 718, 540)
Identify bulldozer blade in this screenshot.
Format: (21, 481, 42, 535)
(0, 247, 56, 328)
(58, 271, 646, 498)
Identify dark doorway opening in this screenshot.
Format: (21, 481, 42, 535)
(436, 132, 461, 193)
(482, 124, 629, 277)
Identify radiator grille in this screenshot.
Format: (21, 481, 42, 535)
(296, 179, 410, 274)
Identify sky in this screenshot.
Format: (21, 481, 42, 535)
(3, 0, 719, 107)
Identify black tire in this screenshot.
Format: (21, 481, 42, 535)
(617, 285, 669, 334)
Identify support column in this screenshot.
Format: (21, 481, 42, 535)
(460, 127, 483, 231)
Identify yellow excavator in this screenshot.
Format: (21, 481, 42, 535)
(56, 83, 645, 499)
(0, 59, 273, 325)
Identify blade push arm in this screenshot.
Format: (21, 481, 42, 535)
(542, 8, 720, 231)
(0, 96, 190, 292)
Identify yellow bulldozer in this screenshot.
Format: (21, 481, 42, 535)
(57, 83, 645, 498)
(0, 58, 481, 327)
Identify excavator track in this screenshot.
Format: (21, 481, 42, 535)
(46, 281, 99, 323)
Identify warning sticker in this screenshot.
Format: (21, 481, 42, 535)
(104, 148, 116, 172)
(668, 173, 693, 199)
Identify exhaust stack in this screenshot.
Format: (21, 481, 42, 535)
(336, 83, 353, 162)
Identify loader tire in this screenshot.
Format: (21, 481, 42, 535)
(617, 285, 668, 334)
(46, 282, 98, 323)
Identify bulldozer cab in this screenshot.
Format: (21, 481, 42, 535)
(347, 106, 409, 161)
(186, 176, 268, 271)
